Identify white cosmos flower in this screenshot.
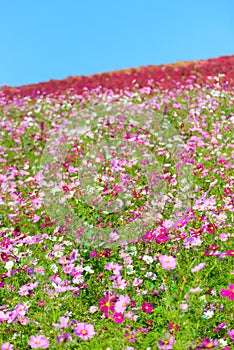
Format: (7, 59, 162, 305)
(142, 255, 153, 264)
(5, 261, 14, 270)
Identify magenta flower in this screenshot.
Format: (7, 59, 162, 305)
(89, 250, 97, 259)
(73, 322, 95, 340)
(142, 302, 154, 314)
(200, 338, 219, 348)
(159, 255, 176, 270)
(113, 312, 125, 324)
(228, 329, 234, 341)
(28, 334, 50, 349)
(158, 333, 175, 349)
(156, 234, 169, 244)
(98, 293, 117, 316)
(220, 284, 234, 300)
(1, 343, 14, 350)
(213, 322, 226, 332)
(225, 250, 234, 256)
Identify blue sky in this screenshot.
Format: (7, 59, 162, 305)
(1, 0, 234, 87)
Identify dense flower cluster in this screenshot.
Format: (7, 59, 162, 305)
(0, 57, 233, 349)
(1, 55, 234, 99)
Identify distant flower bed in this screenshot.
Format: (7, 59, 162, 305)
(1, 55, 234, 99)
(0, 66, 233, 349)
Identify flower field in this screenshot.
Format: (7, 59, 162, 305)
(0, 55, 234, 349)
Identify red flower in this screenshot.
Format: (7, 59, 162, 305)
(142, 302, 154, 314)
(196, 163, 204, 172)
(207, 243, 218, 251)
(206, 223, 217, 234)
(168, 322, 179, 331)
(224, 187, 232, 195)
(1, 252, 15, 262)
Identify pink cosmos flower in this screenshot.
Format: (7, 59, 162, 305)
(190, 287, 203, 293)
(1, 343, 14, 350)
(56, 333, 72, 344)
(28, 334, 50, 349)
(104, 262, 122, 275)
(156, 234, 169, 244)
(52, 316, 69, 329)
(114, 295, 130, 313)
(125, 311, 139, 321)
(225, 250, 234, 257)
(0, 311, 8, 322)
(191, 262, 206, 273)
(213, 322, 226, 332)
(34, 266, 44, 275)
(113, 312, 125, 324)
(158, 333, 176, 349)
(219, 232, 228, 241)
(89, 306, 98, 314)
(159, 255, 176, 270)
(18, 285, 29, 296)
(200, 338, 219, 348)
(180, 303, 188, 312)
(73, 322, 95, 340)
(112, 277, 127, 290)
(142, 302, 154, 314)
(132, 278, 143, 287)
(220, 284, 234, 300)
(228, 329, 234, 341)
(98, 293, 117, 316)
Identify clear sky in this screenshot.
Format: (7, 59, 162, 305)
(1, 0, 234, 87)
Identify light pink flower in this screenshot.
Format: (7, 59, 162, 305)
(159, 255, 176, 270)
(191, 262, 206, 273)
(228, 329, 234, 341)
(1, 343, 14, 350)
(73, 322, 95, 340)
(132, 278, 143, 287)
(180, 303, 188, 312)
(190, 287, 203, 293)
(28, 334, 50, 349)
(115, 295, 130, 313)
(18, 285, 29, 296)
(219, 232, 228, 241)
(52, 316, 69, 329)
(104, 262, 122, 275)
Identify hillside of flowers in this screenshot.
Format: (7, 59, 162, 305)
(0, 55, 234, 350)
